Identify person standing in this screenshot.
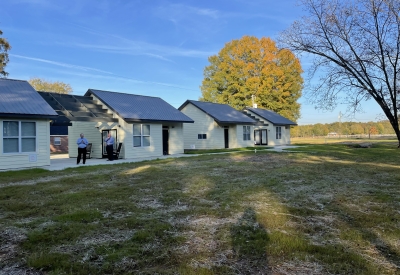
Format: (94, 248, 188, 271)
(76, 133, 88, 165)
(105, 132, 115, 161)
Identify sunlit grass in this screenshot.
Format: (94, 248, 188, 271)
(0, 143, 399, 274)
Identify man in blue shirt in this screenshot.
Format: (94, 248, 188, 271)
(76, 133, 89, 164)
(105, 132, 115, 161)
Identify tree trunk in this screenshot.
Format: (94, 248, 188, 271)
(388, 118, 400, 148)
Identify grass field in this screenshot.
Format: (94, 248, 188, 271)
(1, 141, 400, 274)
(291, 135, 398, 145)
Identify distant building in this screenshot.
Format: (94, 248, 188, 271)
(179, 100, 256, 149)
(50, 125, 68, 153)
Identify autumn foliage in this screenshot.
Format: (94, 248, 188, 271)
(28, 78, 73, 94)
(0, 29, 11, 78)
(200, 36, 303, 122)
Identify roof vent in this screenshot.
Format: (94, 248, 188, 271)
(253, 103, 257, 108)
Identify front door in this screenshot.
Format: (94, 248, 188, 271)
(102, 129, 117, 158)
(254, 129, 268, 145)
(261, 129, 268, 145)
(162, 127, 169, 155)
(224, 128, 229, 148)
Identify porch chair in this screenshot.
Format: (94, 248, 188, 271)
(85, 143, 93, 159)
(113, 143, 122, 160)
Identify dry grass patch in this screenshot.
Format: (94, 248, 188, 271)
(1, 143, 399, 274)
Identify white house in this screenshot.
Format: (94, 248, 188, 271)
(0, 79, 57, 170)
(178, 100, 256, 149)
(64, 89, 194, 159)
(243, 107, 297, 146)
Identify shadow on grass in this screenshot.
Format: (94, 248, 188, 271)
(230, 208, 270, 274)
(331, 200, 400, 271)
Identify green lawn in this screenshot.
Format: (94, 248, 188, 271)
(1, 142, 399, 274)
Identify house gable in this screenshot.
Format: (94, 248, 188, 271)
(243, 108, 295, 146)
(243, 107, 297, 126)
(86, 89, 194, 124)
(180, 102, 256, 149)
(179, 100, 255, 125)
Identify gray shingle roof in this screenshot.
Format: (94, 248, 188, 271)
(179, 100, 256, 124)
(0, 78, 58, 118)
(85, 89, 194, 123)
(245, 107, 297, 125)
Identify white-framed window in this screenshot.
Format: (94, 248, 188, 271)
(243, 126, 251, 140)
(133, 124, 150, 147)
(276, 126, 282, 139)
(198, 134, 207, 139)
(54, 137, 61, 146)
(3, 121, 36, 153)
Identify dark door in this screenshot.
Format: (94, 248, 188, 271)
(162, 128, 169, 155)
(254, 129, 268, 145)
(102, 129, 117, 158)
(224, 128, 229, 148)
(261, 129, 268, 145)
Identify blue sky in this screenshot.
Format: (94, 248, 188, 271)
(0, 0, 384, 125)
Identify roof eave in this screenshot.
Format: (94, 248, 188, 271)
(245, 108, 297, 125)
(215, 120, 256, 125)
(124, 118, 194, 123)
(0, 113, 58, 119)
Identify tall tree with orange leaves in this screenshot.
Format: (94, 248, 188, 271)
(200, 36, 303, 122)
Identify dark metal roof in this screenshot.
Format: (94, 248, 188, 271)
(38, 91, 117, 125)
(86, 89, 194, 123)
(245, 107, 297, 125)
(50, 125, 68, 135)
(0, 78, 58, 118)
(179, 100, 256, 124)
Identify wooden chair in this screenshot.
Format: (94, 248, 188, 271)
(113, 143, 122, 160)
(85, 143, 92, 159)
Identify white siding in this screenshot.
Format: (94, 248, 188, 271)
(228, 126, 237, 148)
(229, 124, 254, 148)
(161, 123, 184, 155)
(0, 119, 51, 170)
(124, 123, 163, 158)
(244, 110, 292, 146)
(87, 95, 184, 158)
(181, 104, 257, 149)
(68, 113, 183, 159)
(180, 104, 225, 149)
(68, 121, 119, 158)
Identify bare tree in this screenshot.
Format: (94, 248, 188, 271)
(280, 0, 400, 146)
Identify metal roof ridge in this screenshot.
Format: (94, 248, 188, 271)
(88, 89, 162, 99)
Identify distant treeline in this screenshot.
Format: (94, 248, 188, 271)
(291, 121, 395, 137)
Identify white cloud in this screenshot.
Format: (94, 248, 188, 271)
(9, 54, 197, 91)
(62, 25, 216, 59)
(10, 54, 114, 75)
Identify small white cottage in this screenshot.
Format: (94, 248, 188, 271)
(243, 107, 297, 146)
(0, 79, 57, 170)
(65, 89, 194, 159)
(178, 100, 256, 149)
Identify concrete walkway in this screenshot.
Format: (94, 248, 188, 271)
(48, 153, 196, 171)
(47, 145, 301, 171)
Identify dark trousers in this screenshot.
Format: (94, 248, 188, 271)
(77, 147, 87, 164)
(106, 144, 114, 160)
